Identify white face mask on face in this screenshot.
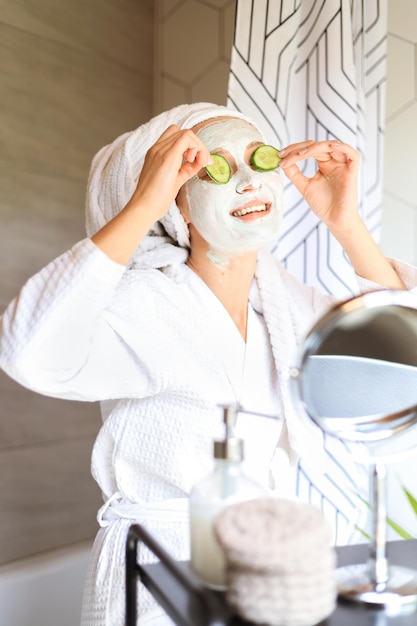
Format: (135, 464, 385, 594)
(184, 118, 284, 266)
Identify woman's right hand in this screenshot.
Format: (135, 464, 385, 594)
(128, 124, 213, 221)
(91, 125, 212, 264)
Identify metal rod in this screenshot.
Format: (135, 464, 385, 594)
(125, 528, 139, 626)
(368, 462, 389, 588)
(127, 524, 203, 595)
(218, 402, 280, 422)
(126, 524, 229, 625)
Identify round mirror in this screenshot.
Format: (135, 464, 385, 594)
(290, 289, 417, 609)
(292, 289, 417, 462)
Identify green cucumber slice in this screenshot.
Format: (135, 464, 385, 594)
(251, 145, 281, 171)
(204, 154, 231, 184)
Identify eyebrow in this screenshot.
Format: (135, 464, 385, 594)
(247, 140, 264, 148)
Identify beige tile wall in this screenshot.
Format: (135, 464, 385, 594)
(154, 0, 236, 113)
(0, 0, 155, 562)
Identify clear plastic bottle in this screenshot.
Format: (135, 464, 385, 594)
(189, 405, 268, 589)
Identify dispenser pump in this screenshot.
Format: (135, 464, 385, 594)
(189, 404, 268, 589)
(214, 405, 244, 462)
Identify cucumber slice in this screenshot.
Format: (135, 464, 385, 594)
(251, 145, 281, 171)
(204, 154, 231, 184)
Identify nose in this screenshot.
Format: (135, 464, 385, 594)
(235, 169, 263, 194)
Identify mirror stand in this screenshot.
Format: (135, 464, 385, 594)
(290, 289, 417, 612)
(335, 462, 417, 607)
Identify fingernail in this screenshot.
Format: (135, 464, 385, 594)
(279, 148, 287, 156)
(279, 158, 287, 167)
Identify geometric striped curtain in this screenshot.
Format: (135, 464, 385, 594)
(228, 0, 387, 297)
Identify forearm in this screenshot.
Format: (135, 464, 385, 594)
(279, 140, 406, 290)
(91, 196, 160, 266)
(330, 217, 406, 289)
(90, 125, 212, 265)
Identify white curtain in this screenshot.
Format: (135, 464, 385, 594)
(228, 0, 387, 297)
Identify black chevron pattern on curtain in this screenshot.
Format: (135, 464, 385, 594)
(228, 0, 387, 297)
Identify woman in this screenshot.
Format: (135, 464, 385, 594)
(1, 102, 416, 625)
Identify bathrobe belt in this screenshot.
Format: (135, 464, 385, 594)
(97, 491, 190, 527)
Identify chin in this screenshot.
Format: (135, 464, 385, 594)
(208, 236, 279, 262)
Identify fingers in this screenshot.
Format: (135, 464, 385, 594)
(183, 143, 213, 169)
(279, 139, 315, 158)
(280, 140, 359, 169)
(135, 125, 214, 210)
(154, 125, 212, 167)
(280, 162, 308, 195)
(143, 126, 214, 190)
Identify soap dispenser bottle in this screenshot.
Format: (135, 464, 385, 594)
(189, 404, 268, 589)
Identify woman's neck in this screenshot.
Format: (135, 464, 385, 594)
(186, 245, 257, 341)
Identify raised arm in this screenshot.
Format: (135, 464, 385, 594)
(279, 140, 405, 289)
(0, 125, 213, 399)
(91, 125, 212, 265)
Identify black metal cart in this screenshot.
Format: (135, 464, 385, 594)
(126, 525, 417, 626)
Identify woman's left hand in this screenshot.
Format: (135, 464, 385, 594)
(279, 140, 360, 234)
(280, 139, 406, 289)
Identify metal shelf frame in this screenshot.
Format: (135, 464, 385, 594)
(125, 524, 417, 626)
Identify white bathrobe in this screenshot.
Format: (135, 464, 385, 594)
(2, 234, 417, 626)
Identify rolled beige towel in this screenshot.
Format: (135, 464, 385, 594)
(213, 497, 337, 626)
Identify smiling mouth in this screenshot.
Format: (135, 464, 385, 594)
(231, 203, 271, 219)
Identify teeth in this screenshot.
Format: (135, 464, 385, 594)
(232, 204, 267, 217)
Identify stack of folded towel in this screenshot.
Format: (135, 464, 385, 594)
(214, 497, 337, 626)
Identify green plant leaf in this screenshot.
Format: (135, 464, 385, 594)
(402, 485, 417, 517)
(386, 516, 414, 540)
(355, 492, 371, 509)
(352, 486, 416, 540)
(354, 525, 371, 542)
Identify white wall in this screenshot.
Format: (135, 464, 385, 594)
(382, 0, 417, 538)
